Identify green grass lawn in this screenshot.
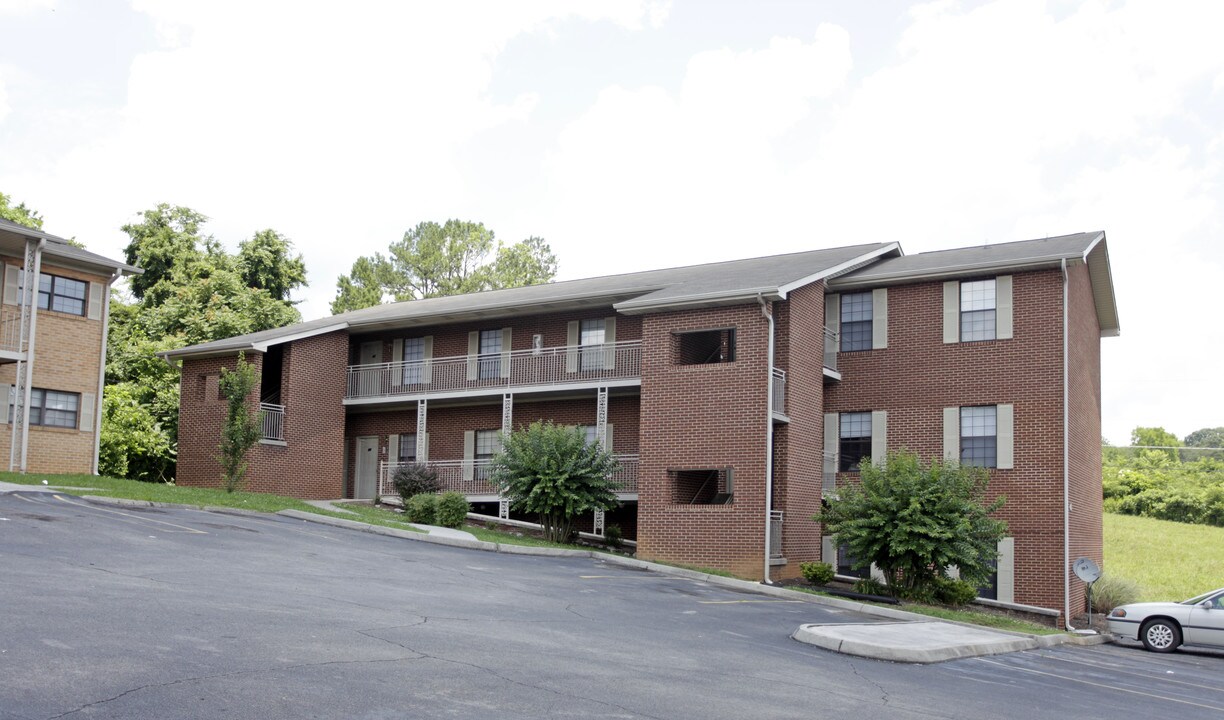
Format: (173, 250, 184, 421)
(1104, 512, 1224, 601)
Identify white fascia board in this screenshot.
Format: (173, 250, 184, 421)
(775, 243, 903, 296)
(613, 287, 782, 315)
(1082, 234, 1120, 338)
(251, 322, 349, 352)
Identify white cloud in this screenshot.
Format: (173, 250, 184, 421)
(0, 0, 55, 15)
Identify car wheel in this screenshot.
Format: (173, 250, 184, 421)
(1140, 619, 1181, 653)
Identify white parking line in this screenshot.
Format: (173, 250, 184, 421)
(51, 494, 208, 534)
(977, 657, 1224, 712)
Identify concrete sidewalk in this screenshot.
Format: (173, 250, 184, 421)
(1, 480, 1108, 663)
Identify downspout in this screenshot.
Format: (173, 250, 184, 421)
(1061, 258, 1074, 631)
(757, 294, 775, 585)
(91, 269, 121, 475)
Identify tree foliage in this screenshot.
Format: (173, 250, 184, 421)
(0, 191, 43, 229)
(103, 204, 306, 481)
(1184, 427, 1224, 449)
(489, 421, 620, 543)
(217, 353, 262, 493)
(1103, 438, 1224, 526)
(1130, 427, 1182, 462)
(330, 219, 558, 313)
(815, 452, 1008, 599)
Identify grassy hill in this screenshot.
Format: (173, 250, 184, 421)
(1104, 512, 1224, 601)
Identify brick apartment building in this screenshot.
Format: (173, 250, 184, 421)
(0, 218, 140, 474)
(165, 232, 1117, 620)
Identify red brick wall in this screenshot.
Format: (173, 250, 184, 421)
(636, 303, 770, 579)
(1067, 260, 1104, 617)
(825, 269, 1068, 611)
(178, 353, 262, 490)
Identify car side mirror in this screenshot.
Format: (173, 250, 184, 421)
(1200, 601, 1214, 609)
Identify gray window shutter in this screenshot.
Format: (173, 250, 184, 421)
(871, 288, 888, 350)
(2, 265, 18, 306)
(1, 384, 10, 423)
(87, 282, 104, 320)
(996, 537, 1015, 603)
(565, 321, 579, 372)
(943, 281, 960, 344)
(824, 412, 838, 468)
(996, 275, 1013, 340)
(420, 336, 433, 383)
(391, 339, 403, 387)
(499, 328, 512, 378)
(603, 316, 617, 370)
(388, 434, 400, 463)
(603, 423, 614, 451)
(825, 294, 840, 347)
(79, 393, 96, 432)
(997, 403, 1014, 469)
(943, 407, 960, 462)
(466, 331, 479, 381)
(870, 410, 887, 465)
(462, 430, 475, 481)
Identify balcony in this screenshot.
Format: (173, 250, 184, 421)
(0, 305, 24, 356)
(769, 510, 784, 559)
(822, 450, 838, 497)
(771, 367, 786, 419)
(378, 454, 640, 499)
(346, 340, 642, 403)
(823, 327, 841, 382)
(260, 403, 285, 443)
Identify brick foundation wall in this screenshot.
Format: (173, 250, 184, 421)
(0, 259, 109, 474)
(825, 269, 1069, 611)
(637, 304, 770, 580)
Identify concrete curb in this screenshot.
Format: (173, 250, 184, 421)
(78, 495, 273, 519)
(792, 621, 1040, 664)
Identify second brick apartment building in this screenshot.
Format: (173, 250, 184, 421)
(165, 232, 1118, 621)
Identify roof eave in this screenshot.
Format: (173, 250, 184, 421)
(775, 242, 903, 296)
(614, 287, 784, 315)
(828, 255, 1073, 290)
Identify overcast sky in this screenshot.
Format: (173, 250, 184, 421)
(1, 0, 1221, 445)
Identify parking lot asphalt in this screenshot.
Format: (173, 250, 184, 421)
(2, 489, 1222, 720)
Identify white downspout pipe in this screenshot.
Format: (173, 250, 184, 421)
(91, 269, 121, 475)
(757, 294, 775, 584)
(1061, 258, 1075, 631)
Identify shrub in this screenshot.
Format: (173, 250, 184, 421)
(434, 492, 469, 528)
(800, 561, 835, 585)
(935, 577, 980, 607)
(604, 524, 623, 548)
(392, 463, 440, 506)
(404, 493, 438, 525)
(490, 421, 620, 543)
(852, 578, 888, 596)
(1089, 573, 1140, 614)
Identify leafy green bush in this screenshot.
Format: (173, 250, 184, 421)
(800, 561, 835, 585)
(404, 493, 438, 524)
(934, 577, 980, 607)
(490, 421, 620, 543)
(1089, 574, 1140, 614)
(604, 524, 623, 548)
(434, 492, 469, 528)
(852, 578, 888, 596)
(815, 452, 1007, 599)
(1102, 445, 1224, 527)
(392, 463, 441, 506)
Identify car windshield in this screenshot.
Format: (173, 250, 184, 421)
(1181, 590, 1223, 605)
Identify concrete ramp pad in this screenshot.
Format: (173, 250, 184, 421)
(793, 621, 1038, 664)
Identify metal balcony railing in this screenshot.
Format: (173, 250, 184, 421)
(769, 510, 784, 558)
(346, 340, 643, 400)
(378, 454, 640, 498)
(771, 367, 786, 416)
(0, 305, 23, 353)
(260, 403, 285, 441)
(823, 327, 839, 371)
(822, 450, 838, 495)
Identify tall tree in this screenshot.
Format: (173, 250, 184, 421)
(238, 229, 308, 302)
(1131, 426, 1182, 462)
(1184, 427, 1224, 448)
(0, 191, 43, 229)
(330, 219, 558, 313)
(121, 204, 208, 301)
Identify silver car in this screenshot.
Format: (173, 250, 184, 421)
(1107, 587, 1224, 652)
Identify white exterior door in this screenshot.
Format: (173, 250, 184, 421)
(354, 436, 379, 499)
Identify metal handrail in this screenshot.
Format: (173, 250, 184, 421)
(259, 402, 285, 441)
(769, 510, 784, 558)
(771, 367, 786, 415)
(823, 327, 839, 371)
(346, 340, 643, 400)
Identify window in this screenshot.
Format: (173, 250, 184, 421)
(402, 338, 426, 384)
(669, 467, 733, 504)
(579, 425, 600, 446)
(840, 292, 873, 352)
(675, 328, 736, 365)
(7, 388, 79, 428)
(960, 405, 997, 468)
(838, 412, 872, 472)
(478, 329, 502, 379)
(474, 429, 501, 479)
(579, 319, 605, 371)
(18, 270, 87, 316)
(398, 433, 418, 463)
(960, 279, 996, 342)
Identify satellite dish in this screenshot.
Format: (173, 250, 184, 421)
(1073, 557, 1101, 583)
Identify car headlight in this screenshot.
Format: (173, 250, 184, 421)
(1109, 608, 1126, 618)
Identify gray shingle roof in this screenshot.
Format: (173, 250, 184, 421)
(162, 242, 897, 358)
(0, 217, 142, 275)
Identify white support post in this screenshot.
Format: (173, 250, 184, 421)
(499, 393, 513, 519)
(499, 497, 510, 520)
(595, 387, 608, 448)
(10, 238, 43, 473)
(415, 399, 428, 461)
(594, 509, 606, 536)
